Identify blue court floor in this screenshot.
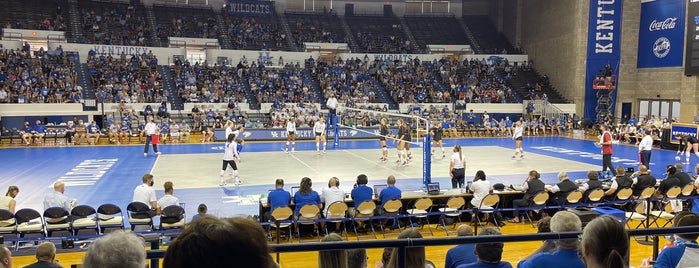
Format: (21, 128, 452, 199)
(0, 136, 686, 225)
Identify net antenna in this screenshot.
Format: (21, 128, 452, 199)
(335, 106, 434, 188)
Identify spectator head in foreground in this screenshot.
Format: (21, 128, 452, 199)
(83, 231, 146, 268)
(0, 244, 10, 268)
(386, 228, 425, 268)
(457, 224, 473, 237)
(163, 216, 276, 268)
(475, 227, 505, 263)
(580, 216, 629, 268)
(347, 248, 367, 268)
(319, 233, 347, 268)
(34, 242, 57, 265)
(550, 210, 582, 248)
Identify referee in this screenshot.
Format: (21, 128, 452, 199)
(638, 130, 653, 168)
(326, 93, 338, 124)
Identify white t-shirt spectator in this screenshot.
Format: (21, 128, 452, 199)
(133, 183, 157, 209)
(157, 194, 180, 209)
(469, 179, 493, 208)
(321, 186, 345, 216)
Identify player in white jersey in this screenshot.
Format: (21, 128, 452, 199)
(314, 117, 327, 154)
(285, 118, 296, 152)
(512, 120, 525, 159)
(220, 133, 240, 186)
(224, 120, 235, 140)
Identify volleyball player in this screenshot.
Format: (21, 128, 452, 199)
(404, 118, 413, 161)
(224, 120, 235, 140)
(314, 117, 327, 154)
(512, 120, 524, 159)
(396, 119, 407, 165)
(677, 133, 699, 164)
(379, 118, 390, 161)
(449, 145, 466, 188)
(285, 118, 296, 153)
(220, 133, 240, 186)
(429, 121, 445, 158)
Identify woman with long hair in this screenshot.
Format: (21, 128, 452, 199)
(385, 229, 427, 268)
(379, 118, 390, 161)
(512, 120, 524, 159)
(580, 216, 629, 268)
(0, 186, 18, 213)
(293, 177, 320, 216)
(219, 133, 240, 186)
(318, 233, 347, 268)
(396, 119, 407, 165)
(449, 145, 466, 189)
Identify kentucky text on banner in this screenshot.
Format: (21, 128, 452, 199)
(584, 0, 623, 121)
(637, 0, 686, 68)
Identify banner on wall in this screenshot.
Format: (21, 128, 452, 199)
(226, 0, 275, 17)
(583, 0, 623, 121)
(213, 127, 399, 141)
(670, 123, 699, 144)
(637, 0, 686, 68)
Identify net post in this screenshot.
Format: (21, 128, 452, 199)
(423, 126, 432, 188)
(332, 113, 339, 149)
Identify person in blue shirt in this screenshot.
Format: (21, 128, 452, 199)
(445, 225, 477, 268)
(159, 121, 170, 144)
(64, 121, 76, 144)
(456, 227, 512, 268)
(467, 110, 476, 126)
(86, 120, 101, 144)
(157, 102, 169, 119)
(293, 177, 320, 216)
(20, 121, 34, 145)
(143, 105, 154, 118)
(350, 174, 373, 231)
(190, 203, 209, 222)
(267, 179, 291, 218)
(579, 216, 629, 268)
(651, 212, 699, 268)
(517, 211, 584, 268)
(379, 175, 401, 207)
(33, 120, 47, 144)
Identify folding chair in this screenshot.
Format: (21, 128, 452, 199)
(524, 191, 549, 228)
(625, 202, 648, 229)
(473, 194, 500, 228)
(353, 201, 377, 240)
(439, 196, 465, 235)
(649, 186, 682, 227)
(565, 190, 584, 205)
(296, 204, 321, 242)
(0, 209, 16, 237)
(612, 188, 633, 211)
(15, 208, 45, 238)
(126, 202, 154, 231)
(381, 199, 403, 237)
(585, 188, 605, 203)
(408, 198, 434, 236)
(97, 204, 124, 233)
(680, 184, 696, 210)
(269, 206, 293, 243)
(325, 202, 349, 239)
(44, 207, 72, 237)
(71, 205, 98, 235)
(160, 205, 186, 230)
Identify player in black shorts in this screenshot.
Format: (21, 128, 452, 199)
(403, 119, 413, 162)
(677, 133, 699, 163)
(379, 118, 389, 161)
(429, 122, 445, 159)
(396, 119, 408, 165)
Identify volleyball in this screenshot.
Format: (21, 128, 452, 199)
(675, 155, 681, 162)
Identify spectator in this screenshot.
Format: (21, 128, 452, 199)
(350, 174, 373, 230)
(675, 163, 693, 187)
(0, 186, 18, 214)
(157, 101, 169, 119)
(163, 216, 276, 268)
(20, 121, 33, 145)
(86, 120, 101, 144)
(43, 181, 77, 221)
(535, 216, 556, 253)
(321, 177, 344, 231)
(144, 105, 154, 118)
(656, 165, 681, 198)
(132, 173, 159, 217)
(456, 227, 512, 268)
(517, 211, 584, 268)
(319, 233, 347, 268)
(376, 248, 392, 268)
(547, 171, 577, 206)
(651, 212, 699, 267)
(64, 121, 76, 144)
(157, 181, 180, 209)
(379, 175, 402, 208)
(510, 170, 545, 223)
(268, 178, 291, 214)
(293, 177, 321, 216)
(347, 248, 367, 268)
(469, 170, 504, 226)
(385, 228, 428, 268)
(83, 231, 146, 268)
(604, 166, 633, 198)
(631, 165, 656, 197)
(578, 171, 602, 201)
(0, 244, 11, 268)
(191, 204, 208, 222)
(24, 242, 60, 268)
(445, 225, 477, 268)
(580, 216, 629, 268)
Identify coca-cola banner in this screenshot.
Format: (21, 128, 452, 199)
(584, 0, 622, 122)
(637, 0, 685, 68)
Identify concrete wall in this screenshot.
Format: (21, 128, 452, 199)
(517, 0, 588, 115)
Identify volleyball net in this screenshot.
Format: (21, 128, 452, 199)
(333, 106, 434, 187)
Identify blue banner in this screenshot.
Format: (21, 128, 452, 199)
(226, 0, 274, 17)
(670, 123, 699, 143)
(214, 127, 398, 141)
(584, 0, 623, 121)
(637, 0, 686, 68)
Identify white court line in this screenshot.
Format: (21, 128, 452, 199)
(150, 154, 160, 174)
(341, 150, 412, 178)
(289, 152, 321, 175)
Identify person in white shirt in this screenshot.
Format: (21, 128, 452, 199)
(512, 120, 524, 159)
(220, 133, 240, 186)
(314, 117, 327, 154)
(142, 116, 161, 156)
(469, 170, 505, 227)
(326, 93, 338, 124)
(638, 129, 653, 168)
(285, 118, 296, 153)
(449, 145, 467, 189)
(133, 173, 159, 217)
(322, 177, 345, 231)
(157, 181, 180, 209)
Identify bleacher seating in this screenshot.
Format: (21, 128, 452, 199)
(0, 48, 80, 104)
(77, 0, 150, 46)
(285, 13, 346, 51)
(0, 0, 69, 33)
(223, 15, 288, 51)
(248, 63, 318, 104)
(152, 4, 219, 44)
(345, 15, 413, 53)
(86, 53, 163, 103)
(403, 16, 470, 49)
(172, 61, 246, 104)
(462, 16, 517, 54)
(309, 58, 382, 107)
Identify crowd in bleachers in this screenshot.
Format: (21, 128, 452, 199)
(249, 62, 316, 104)
(173, 60, 246, 104)
(225, 16, 287, 51)
(154, 6, 219, 41)
(79, 2, 150, 46)
(87, 51, 163, 103)
(268, 102, 321, 128)
(0, 47, 79, 104)
(435, 58, 515, 104)
(1, 0, 67, 32)
(286, 13, 346, 50)
(377, 58, 441, 103)
(310, 57, 378, 107)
